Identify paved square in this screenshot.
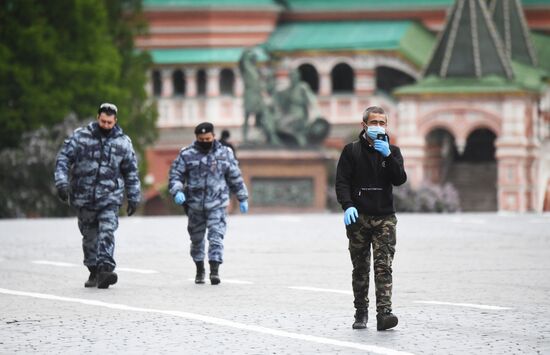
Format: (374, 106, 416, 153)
(0, 213, 549, 354)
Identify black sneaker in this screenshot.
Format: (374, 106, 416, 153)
(97, 265, 118, 289)
(84, 266, 97, 288)
(352, 309, 368, 329)
(376, 310, 398, 331)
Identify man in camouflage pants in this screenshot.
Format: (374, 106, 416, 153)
(55, 103, 141, 289)
(335, 106, 407, 330)
(169, 122, 248, 285)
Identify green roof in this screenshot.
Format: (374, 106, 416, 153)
(424, 0, 514, 79)
(490, 0, 538, 66)
(395, 1, 548, 95)
(532, 32, 550, 74)
(522, 0, 550, 6)
(510, 60, 547, 89)
(149, 47, 268, 65)
(395, 60, 545, 95)
(284, 0, 550, 11)
(285, 0, 452, 11)
(143, 0, 280, 9)
(394, 75, 532, 95)
(265, 21, 435, 67)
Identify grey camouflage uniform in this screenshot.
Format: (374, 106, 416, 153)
(169, 140, 247, 263)
(54, 122, 140, 270)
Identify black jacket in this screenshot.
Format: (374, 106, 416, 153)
(335, 133, 407, 216)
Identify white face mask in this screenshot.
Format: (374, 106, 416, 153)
(366, 126, 386, 140)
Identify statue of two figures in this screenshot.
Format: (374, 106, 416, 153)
(239, 48, 330, 147)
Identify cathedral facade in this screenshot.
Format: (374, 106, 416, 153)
(137, 0, 550, 212)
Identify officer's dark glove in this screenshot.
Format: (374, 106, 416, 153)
(127, 201, 138, 216)
(57, 186, 69, 203)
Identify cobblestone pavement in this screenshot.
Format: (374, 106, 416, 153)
(0, 213, 549, 354)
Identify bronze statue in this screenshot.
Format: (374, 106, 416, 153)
(238, 48, 330, 147)
(238, 48, 281, 145)
(275, 69, 324, 146)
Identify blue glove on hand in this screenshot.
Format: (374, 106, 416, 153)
(344, 207, 358, 226)
(374, 136, 391, 157)
(240, 200, 249, 213)
(174, 191, 186, 205)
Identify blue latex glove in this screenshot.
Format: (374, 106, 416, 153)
(174, 191, 186, 205)
(374, 136, 391, 157)
(344, 207, 358, 226)
(240, 200, 249, 213)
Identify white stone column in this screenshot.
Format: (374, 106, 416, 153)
(206, 68, 220, 120)
(185, 68, 197, 98)
(207, 67, 220, 97)
(161, 69, 173, 98)
(495, 98, 536, 211)
(354, 69, 375, 95)
(397, 100, 425, 187)
(145, 70, 153, 97)
(183, 68, 198, 124)
(319, 70, 331, 97)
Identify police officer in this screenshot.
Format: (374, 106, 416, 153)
(169, 122, 248, 285)
(219, 129, 237, 159)
(54, 103, 141, 289)
(335, 106, 407, 330)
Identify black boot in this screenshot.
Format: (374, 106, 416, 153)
(209, 261, 220, 285)
(352, 309, 368, 329)
(97, 264, 118, 289)
(84, 266, 97, 288)
(376, 310, 398, 331)
(195, 261, 205, 284)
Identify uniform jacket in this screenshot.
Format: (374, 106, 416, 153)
(54, 122, 141, 209)
(169, 140, 248, 210)
(335, 132, 407, 216)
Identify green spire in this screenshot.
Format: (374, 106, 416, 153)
(423, 0, 513, 79)
(488, 0, 538, 66)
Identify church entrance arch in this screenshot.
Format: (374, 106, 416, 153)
(449, 128, 497, 211)
(421, 108, 500, 211)
(424, 128, 457, 185)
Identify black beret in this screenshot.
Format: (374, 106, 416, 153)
(194, 122, 214, 135)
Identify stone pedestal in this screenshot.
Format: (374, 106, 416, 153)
(237, 149, 330, 213)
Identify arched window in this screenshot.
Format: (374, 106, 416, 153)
(331, 63, 354, 93)
(172, 70, 186, 96)
(152, 70, 162, 96)
(461, 129, 496, 162)
(219, 68, 235, 95)
(375, 66, 416, 94)
(426, 128, 458, 160)
(298, 64, 319, 93)
(425, 128, 457, 183)
(197, 69, 207, 96)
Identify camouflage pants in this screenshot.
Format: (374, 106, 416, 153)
(187, 207, 227, 263)
(77, 205, 119, 271)
(347, 214, 397, 313)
